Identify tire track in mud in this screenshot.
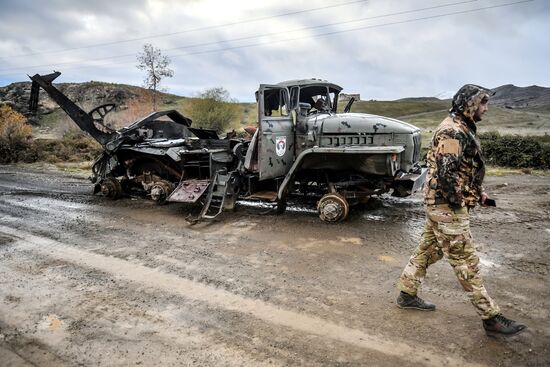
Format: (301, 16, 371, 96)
(0, 225, 487, 367)
(0, 264, 280, 367)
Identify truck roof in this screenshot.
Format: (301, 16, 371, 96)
(276, 79, 343, 92)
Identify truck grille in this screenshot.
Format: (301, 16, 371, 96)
(412, 132, 421, 162)
(321, 135, 373, 147)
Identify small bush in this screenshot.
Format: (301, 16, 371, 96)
(479, 132, 550, 169)
(32, 132, 102, 163)
(0, 104, 103, 165)
(187, 87, 239, 133)
(0, 104, 34, 163)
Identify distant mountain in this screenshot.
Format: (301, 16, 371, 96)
(405, 85, 550, 109)
(490, 84, 550, 109)
(433, 91, 454, 100)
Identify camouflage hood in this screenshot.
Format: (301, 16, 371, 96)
(450, 84, 493, 122)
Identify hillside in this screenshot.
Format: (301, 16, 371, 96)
(347, 99, 449, 118)
(348, 85, 550, 150)
(1, 80, 549, 141)
(491, 84, 550, 110)
(0, 81, 151, 117)
(0, 80, 259, 137)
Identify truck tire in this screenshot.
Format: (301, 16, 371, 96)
(275, 198, 287, 215)
(317, 193, 349, 222)
(150, 180, 174, 205)
(100, 177, 122, 199)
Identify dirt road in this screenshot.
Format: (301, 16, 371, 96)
(0, 165, 549, 366)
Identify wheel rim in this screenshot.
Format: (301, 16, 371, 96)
(317, 193, 349, 222)
(100, 178, 122, 199)
(150, 180, 173, 204)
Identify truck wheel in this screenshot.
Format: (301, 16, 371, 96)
(100, 177, 122, 199)
(150, 180, 174, 205)
(275, 198, 287, 214)
(317, 193, 349, 222)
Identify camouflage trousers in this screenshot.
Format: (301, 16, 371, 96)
(398, 204, 500, 319)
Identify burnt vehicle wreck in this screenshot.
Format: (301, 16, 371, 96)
(29, 72, 426, 222)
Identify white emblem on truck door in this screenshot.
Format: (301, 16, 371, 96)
(276, 136, 286, 157)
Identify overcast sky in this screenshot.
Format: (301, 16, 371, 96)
(0, 0, 548, 101)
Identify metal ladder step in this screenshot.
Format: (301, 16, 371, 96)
(200, 172, 233, 219)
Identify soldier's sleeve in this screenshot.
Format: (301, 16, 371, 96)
(433, 129, 464, 207)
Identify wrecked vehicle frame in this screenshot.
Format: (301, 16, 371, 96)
(29, 72, 426, 222)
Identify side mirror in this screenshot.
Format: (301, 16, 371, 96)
(343, 97, 355, 113)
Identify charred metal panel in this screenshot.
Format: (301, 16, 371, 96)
(29, 73, 115, 146)
(168, 179, 210, 203)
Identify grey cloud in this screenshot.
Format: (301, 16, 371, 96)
(0, 0, 548, 101)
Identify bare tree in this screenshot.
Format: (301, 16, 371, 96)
(136, 44, 174, 111)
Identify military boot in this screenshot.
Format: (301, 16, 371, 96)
(483, 314, 527, 337)
(396, 291, 436, 311)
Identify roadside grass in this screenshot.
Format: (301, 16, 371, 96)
(347, 99, 449, 118)
(35, 109, 65, 129)
(402, 106, 550, 135)
(54, 161, 95, 176)
(31, 133, 102, 164)
(486, 166, 550, 177)
(481, 106, 550, 133)
(15, 161, 93, 178)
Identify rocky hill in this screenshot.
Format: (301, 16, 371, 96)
(490, 84, 550, 109)
(0, 81, 171, 118)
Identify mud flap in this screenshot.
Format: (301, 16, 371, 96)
(392, 168, 427, 197)
(167, 179, 210, 203)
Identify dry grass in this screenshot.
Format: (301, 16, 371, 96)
(0, 104, 34, 163)
(32, 132, 102, 164)
(486, 166, 550, 177)
(345, 99, 449, 118)
(403, 106, 550, 137)
(115, 91, 155, 127)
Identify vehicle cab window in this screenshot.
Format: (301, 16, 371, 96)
(296, 85, 337, 115)
(264, 89, 289, 117)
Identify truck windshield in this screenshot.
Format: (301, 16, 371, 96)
(299, 86, 333, 114)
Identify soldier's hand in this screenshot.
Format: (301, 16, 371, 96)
(480, 192, 489, 207)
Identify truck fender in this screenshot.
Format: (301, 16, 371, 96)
(277, 146, 405, 201)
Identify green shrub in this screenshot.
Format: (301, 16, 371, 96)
(187, 87, 238, 133)
(479, 132, 550, 169)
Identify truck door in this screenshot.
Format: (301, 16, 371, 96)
(257, 85, 295, 181)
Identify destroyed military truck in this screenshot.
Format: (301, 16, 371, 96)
(29, 72, 426, 222)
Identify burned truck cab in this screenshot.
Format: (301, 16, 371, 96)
(254, 79, 426, 221)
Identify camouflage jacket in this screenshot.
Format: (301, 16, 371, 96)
(424, 114, 485, 208)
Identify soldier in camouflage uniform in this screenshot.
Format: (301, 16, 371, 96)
(396, 84, 527, 337)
